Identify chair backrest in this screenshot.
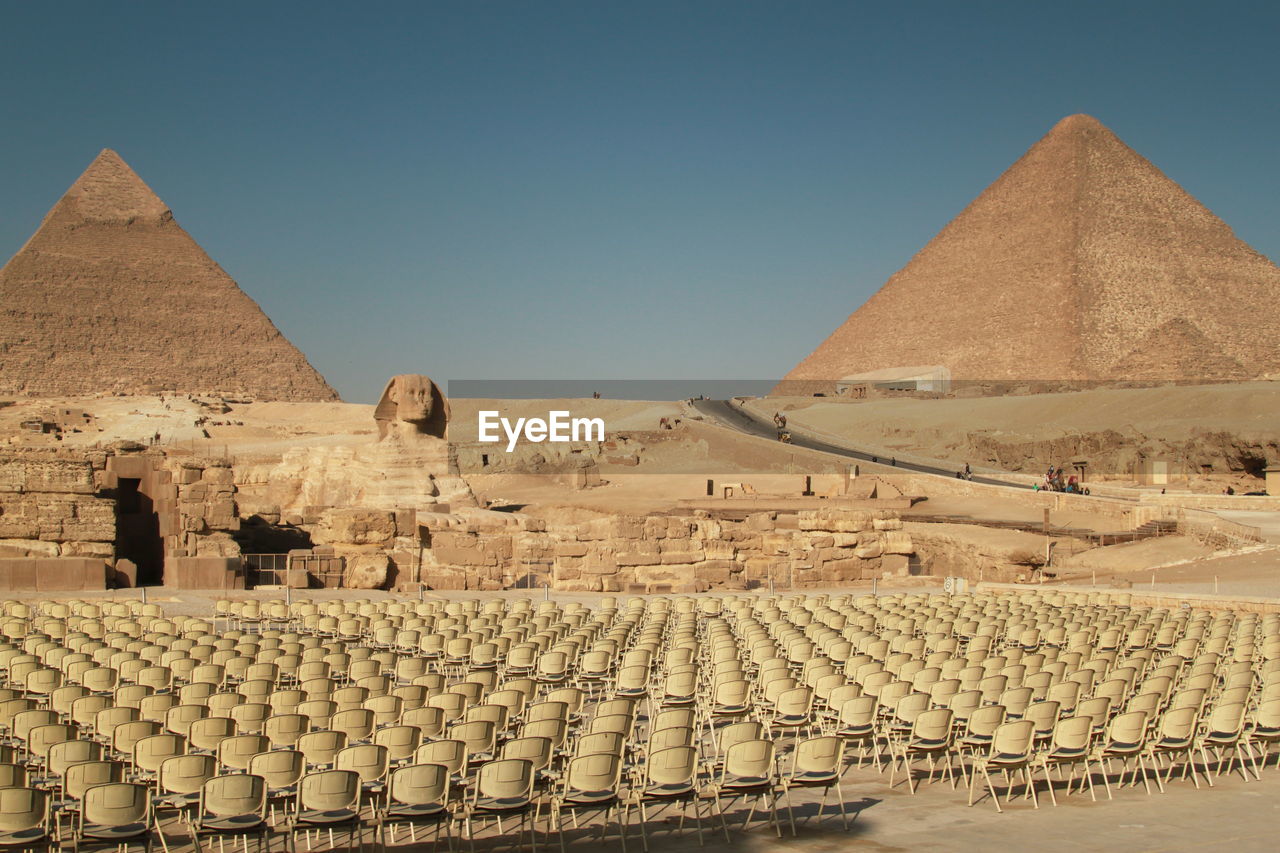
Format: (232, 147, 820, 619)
(200, 772, 267, 820)
(716, 720, 763, 754)
(0, 786, 49, 834)
(791, 736, 843, 776)
(63, 760, 123, 800)
(248, 750, 304, 789)
(414, 739, 466, 775)
(500, 736, 553, 772)
(989, 720, 1035, 759)
(80, 782, 150, 829)
(335, 744, 389, 784)
(0, 764, 27, 790)
(1105, 711, 1148, 747)
(218, 735, 270, 771)
(297, 770, 360, 812)
(1049, 715, 1092, 753)
(563, 752, 622, 795)
(373, 725, 422, 761)
(47, 738, 104, 776)
(134, 733, 187, 774)
(473, 758, 533, 803)
(718, 733, 771, 775)
(158, 753, 217, 796)
(387, 763, 449, 807)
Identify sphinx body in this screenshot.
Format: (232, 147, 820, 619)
(268, 374, 475, 513)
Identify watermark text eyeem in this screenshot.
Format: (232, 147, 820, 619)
(477, 410, 605, 452)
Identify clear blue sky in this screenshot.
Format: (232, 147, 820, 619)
(2, 1, 1277, 402)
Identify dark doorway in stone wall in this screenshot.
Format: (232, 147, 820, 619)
(115, 478, 164, 585)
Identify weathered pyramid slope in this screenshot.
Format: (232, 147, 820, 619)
(780, 115, 1280, 388)
(0, 150, 339, 400)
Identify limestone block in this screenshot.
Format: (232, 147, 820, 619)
(662, 551, 704, 565)
(692, 518, 722, 539)
(180, 484, 209, 501)
(552, 537, 586, 558)
(832, 533, 861, 547)
(613, 517, 645, 539)
(745, 512, 775, 532)
(696, 564, 732, 584)
(824, 557, 864, 580)
(202, 467, 235, 485)
(881, 554, 910, 576)
(882, 532, 914, 555)
(0, 539, 60, 558)
(703, 540, 735, 561)
(177, 467, 202, 485)
(60, 541, 114, 558)
(317, 509, 397, 546)
(642, 517, 668, 539)
(582, 553, 619, 575)
(854, 543, 883, 559)
(664, 518, 692, 539)
(343, 552, 389, 589)
(873, 517, 903, 531)
(810, 535, 835, 549)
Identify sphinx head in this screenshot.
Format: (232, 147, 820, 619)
(374, 374, 449, 440)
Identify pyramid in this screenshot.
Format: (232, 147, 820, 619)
(779, 115, 1280, 390)
(0, 150, 338, 400)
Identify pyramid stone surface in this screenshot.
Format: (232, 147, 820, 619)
(781, 115, 1280, 387)
(0, 150, 338, 400)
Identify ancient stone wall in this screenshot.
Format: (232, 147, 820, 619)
(0, 450, 115, 559)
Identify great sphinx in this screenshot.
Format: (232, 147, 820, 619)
(373, 374, 450, 441)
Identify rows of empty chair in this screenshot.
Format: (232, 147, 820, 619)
(0, 591, 1276, 853)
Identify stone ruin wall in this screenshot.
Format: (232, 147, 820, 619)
(0, 450, 115, 560)
(302, 505, 917, 592)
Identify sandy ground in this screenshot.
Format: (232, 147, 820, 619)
(760, 382, 1279, 489)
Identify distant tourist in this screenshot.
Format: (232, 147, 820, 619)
(1225, 485, 1235, 495)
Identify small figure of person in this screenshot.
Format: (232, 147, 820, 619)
(963, 462, 971, 480)
(1225, 485, 1235, 495)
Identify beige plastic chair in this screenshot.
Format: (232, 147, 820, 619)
(297, 730, 348, 770)
(132, 733, 187, 781)
(464, 758, 539, 851)
(72, 782, 152, 853)
(331, 709, 375, 743)
(229, 704, 270, 736)
(1196, 702, 1257, 783)
(247, 750, 305, 826)
(400, 707, 444, 739)
(1144, 706, 1203, 792)
(414, 741, 466, 779)
(217, 735, 270, 773)
(637, 745, 721, 848)
(888, 708, 955, 794)
(62, 760, 123, 804)
(47, 739, 104, 779)
(290, 770, 364, 852)
(0, 786, 52, 852)
(336, 743, 390, 811)
(264, 714, 310, 750)
(377, 763, 453, 848)
(967, 720, 1037, 812)
(372, 726, 421, 765)
(1037, 715, 1097, 806)
(714, 738, 784, 838)
(188, 770, 269, 853)
(783, 735, 848, 834)
(187, 717, 236, 754)
(1095, 711, 1153, 797)
(550, 751, 627, 853)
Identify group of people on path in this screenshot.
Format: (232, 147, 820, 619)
(1037, 464, 1089, 494)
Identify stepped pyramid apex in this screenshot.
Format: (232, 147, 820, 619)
(778, 115, 1280, 391)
